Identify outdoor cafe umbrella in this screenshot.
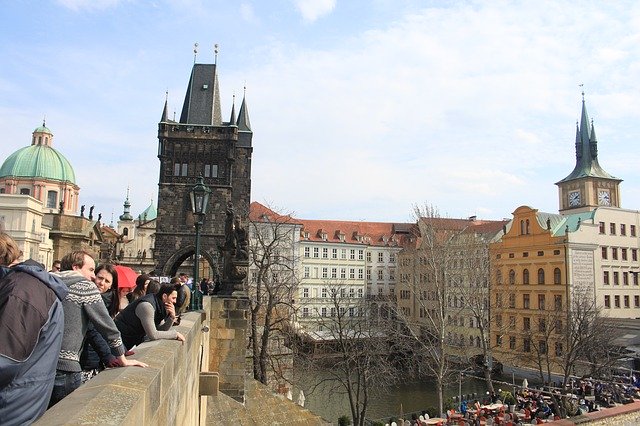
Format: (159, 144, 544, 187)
(113, 265, 139, 289)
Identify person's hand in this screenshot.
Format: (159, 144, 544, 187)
(175, 332, 185, 344)
(165, 301, 176, 319)
(124, 349, 136, 356)
(114, 355, 148, 368)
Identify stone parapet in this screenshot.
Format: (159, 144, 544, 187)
(34, 298, 211, 425)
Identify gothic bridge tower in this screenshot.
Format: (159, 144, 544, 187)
(154, 62, 252, 277)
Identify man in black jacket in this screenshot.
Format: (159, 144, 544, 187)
(0, 233, 68, 425)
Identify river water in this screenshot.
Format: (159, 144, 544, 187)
(296, 372, 492, 424)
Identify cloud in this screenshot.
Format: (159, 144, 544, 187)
(56, 0, 123, 12)
(239, 2, 257, 23)
(292, 0, 336, 23)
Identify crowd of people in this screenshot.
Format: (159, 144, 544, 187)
(0, 233, 194, 425)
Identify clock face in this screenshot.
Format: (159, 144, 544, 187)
(568, 191, 581, 207)
(598, 190, 611, 206)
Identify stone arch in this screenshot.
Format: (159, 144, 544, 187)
(161, 245, 219, 279)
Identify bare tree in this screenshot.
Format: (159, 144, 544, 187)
(296, 282, 398, 426)
(248, 203, 301, 388)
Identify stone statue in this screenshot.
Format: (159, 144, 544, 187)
(98, 213, 102, 222)
(234, 216, 248, 261)
(80, 205, 85, 217)
(89, 205, 94, 220)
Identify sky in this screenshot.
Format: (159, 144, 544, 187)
(1, 0, 640, 224)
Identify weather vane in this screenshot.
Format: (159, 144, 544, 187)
(579, 83, 584, 100)
(193, 42, 199, 63)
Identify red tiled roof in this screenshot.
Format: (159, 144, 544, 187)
(297, 218, 415, 247)
(249, 201, 301, 225)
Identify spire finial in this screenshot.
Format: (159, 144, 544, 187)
(214, 43, 219, 65)
(126, 186, 130, 200)
(173, 109, 176, 121)
(165, 90, 168, 102)
(193, 42, 199, 64)
(42, 115, 46, 127)
(579, 83, 585, 101)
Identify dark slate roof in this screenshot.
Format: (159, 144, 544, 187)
(237, 94, 251, 131)
(179, 64, 222, 125)
(556, 97, 620, 184)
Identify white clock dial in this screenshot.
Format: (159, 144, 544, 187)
(568, 191, 581, 207)
(598, 190, 611, 206)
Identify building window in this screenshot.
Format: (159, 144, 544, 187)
(523, 338, 531, 353)
(523, 269, 529, 285)
(20, 188, 30, 195)
(614, 295, 620, 308)
(496, 270, 502, 285)
(523, 252, 529, 258)
(496, 315, 503, 328)
(538, 294, 546, 310)
(181, 163, 188, 176)
(509, 293, 516, 308)
(631, 225, 637, 237)
(350, 268, 355, 279)
(555, 342, 563, 357)
(366, 252, 371, 262)
(377, 269, 383, 280)
(389, 253, 396, 263)
(331, 268, 337, 279)
(358, 268, 363, 279)
(509, 270, 516, 285)
(366, 268, 371, 281)
(537, 268, 545, 285)
(554, 268, 561, 285)
(602, 247, 608, 260)
(322, 288, 327, 298)
(603, 271, 610, 285)
(554, 295, 562, 310)
(599, 222, 606, 234)
(610, 223, 616, 235)
(174, 163, 180, 176)
(350, 249, 356, 260)
(537, 251, 544, 256)
(523, 317, 530, 331)
(624, 295, 630, 308)
(509, 336, 516, 350)
(633, 249, 638, 262)
(612, 247, 618, 260)
(302, 307, 309, 317)
(378, 252, 384, 263)
(46, 190, 57, 208)
(302, 288, 309, 298)
(341, 249, 346, 259)
(358, 249, 364, 260)
(322, 247, 328, 259)
(304, 247, 310, 258)
(554, 249, 561, 255)
(634, 273, 639, 286)
(635, 295, 639, 308)
(621, 224, 627, 236)
(604, 295, 610, 308)
(539, 318, 546, 332)
(340, 268, 346, 279)
(496, 335, 503, 346)
(622, 248, 628, 261)
(313, 247, 319, 258)
(321, 307, 327, 317)
(204, 164, 218, 177)
(623, 272, 629, 285)
(613, 271, 619, 285)
(539, 341, 547, 354)
(304, 267, 310, 278)
(523, 294, 530, 309)
(332, 248, 338, 259)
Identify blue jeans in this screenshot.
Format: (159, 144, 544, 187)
(49, 371, 82, 407)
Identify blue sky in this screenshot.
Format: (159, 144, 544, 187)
(2, 0, 640, 223)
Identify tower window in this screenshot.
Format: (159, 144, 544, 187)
(174, 163, 180, 176)
(46, 191, 58, 209)
(181, 163, 188, 176)
(204, 164, 218, 178)
(20, 188, 30, 195)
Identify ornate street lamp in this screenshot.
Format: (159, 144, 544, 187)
(189, 175, 211, 310)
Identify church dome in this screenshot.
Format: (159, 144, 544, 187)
(0, 123, 76, 184)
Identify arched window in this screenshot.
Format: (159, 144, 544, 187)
(554, 268, 561, 285)
(496, 270, 503, 285)
(520, 220, 525, 235)
(526, 219, 530, 234)
(509, 269, 515, 285)
(538, 268, 545, 285)
(123, 227, 129, 236)
(523, 269, 530, 285)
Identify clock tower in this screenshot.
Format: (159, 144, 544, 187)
(556, 94, 621, 214)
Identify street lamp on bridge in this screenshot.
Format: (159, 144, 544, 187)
(189, 175, 211, 311)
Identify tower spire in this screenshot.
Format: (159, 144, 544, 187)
(236, 85, 252, 131)
(161, 90, 169, 122)
(229, 93, 236, 124)
(119, 187, 133, 221)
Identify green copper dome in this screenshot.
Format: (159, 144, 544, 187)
(0, 144, 76, 183)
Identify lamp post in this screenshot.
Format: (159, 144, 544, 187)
(189, 175, 211, 311)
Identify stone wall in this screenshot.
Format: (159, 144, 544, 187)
(35, 298, 212, 425)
